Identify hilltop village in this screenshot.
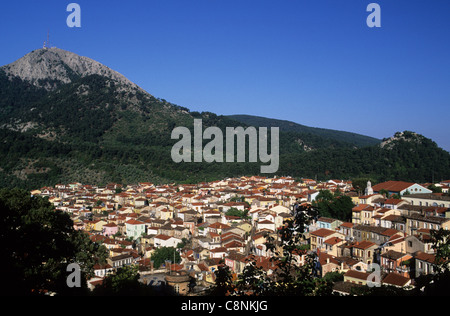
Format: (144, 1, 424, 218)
(32, 177, 450, 295)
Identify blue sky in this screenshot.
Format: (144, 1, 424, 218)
(1, 0, 449, 151)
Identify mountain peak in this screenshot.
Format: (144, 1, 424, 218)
(1, 47, 142, 92)
(380, 131, 427, 149)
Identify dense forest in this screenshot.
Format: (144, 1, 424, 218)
(1, 64, 450, 190)
(228, 114, 380, 148)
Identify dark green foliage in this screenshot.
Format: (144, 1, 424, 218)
(0, 69, 47, 115)
(91, 265, 158, 296)
(352, 177, 377, 195)
(428, 184, 442, 193)
(0, 188, 108, 295)
(225, 207, 249, 219)
(150, 247, 181, 269)
(277, 134, 450, 183)
(312, 190, 355, 221)
(1, 64, 450, 190)
(211, 203, 334, 296)
(323, 271, 344, 283)
(207, 262, 234, 296)
(228, 114, 381, 148)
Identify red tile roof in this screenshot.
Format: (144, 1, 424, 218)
(352, 204, 373, 212)
(382, 273, 410, 287)
(310, 228, 336, 238)
(353, 240, 376, 249)
(125, 219, 145, 225)
(154, 234, 172, 240)
(415, 251, 435, 264)
(344, 269, 370, 280)
(372, 181, 414, 193)
(324, 236, 343, 245)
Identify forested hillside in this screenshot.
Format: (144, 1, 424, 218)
(1, 48, 449, 189)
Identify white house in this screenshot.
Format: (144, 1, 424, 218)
(269, 205, 290, 215)
(125, 219, 146, 240)
(221, 202, 246, 212)
(209, 247, 228, 259)
(257, 219, 276, 231)
(402, 193, 450, 208)
(93, 263, 114, 278)
(154, 234, 181, 248)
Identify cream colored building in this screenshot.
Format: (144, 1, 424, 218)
(402, 193, 450, 208)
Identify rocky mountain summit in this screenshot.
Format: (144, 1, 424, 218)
(1, 47, 143, 92)
(380, 131, 426, 150)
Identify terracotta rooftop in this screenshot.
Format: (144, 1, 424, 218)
(382, 273, 410, 287)
(372, 181, 415, 193)
(310, 228, 336, 238)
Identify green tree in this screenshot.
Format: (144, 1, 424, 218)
(0, 188, 108, 295)
(208, 262, 234, 296)
(427, 184, 442, 194)
(416, 228, 450, 295)
(323, 271, 344, 283)
(91, 265, 157, 296)
(261, 203, 333, 296)
(352, 178, 376, 195)
(225, 207, 249, 219)
(177, 237, 191, 250)
(312, 190, 334, 218)
(212, 203, 334, 296)
(150, 247, 181, 269)
(312, 190, 354, 221)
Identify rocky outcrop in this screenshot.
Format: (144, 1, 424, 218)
(1, 47, 143, 92)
